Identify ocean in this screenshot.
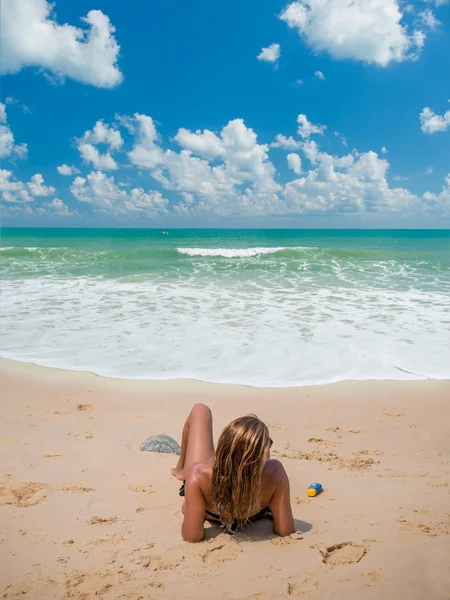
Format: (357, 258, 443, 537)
(1, 228, 449, 387)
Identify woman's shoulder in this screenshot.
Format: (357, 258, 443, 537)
(185, 461, 212, 484)
(263, 458, 289, 479)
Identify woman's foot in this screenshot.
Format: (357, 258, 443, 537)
(171, 466, 184, 481)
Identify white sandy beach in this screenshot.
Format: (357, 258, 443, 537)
(1, 358, 449, 600)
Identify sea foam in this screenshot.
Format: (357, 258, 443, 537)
(176, 247, 313, 258)
(1, 273, 449, 386)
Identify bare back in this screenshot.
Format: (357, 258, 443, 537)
(182, 458, 294, 542)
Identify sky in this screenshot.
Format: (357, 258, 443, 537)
(1, 0, 449, 228)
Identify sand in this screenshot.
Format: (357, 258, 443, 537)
(0, 358, 449, 600)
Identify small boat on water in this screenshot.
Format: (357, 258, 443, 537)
(161, 231, 169, 236)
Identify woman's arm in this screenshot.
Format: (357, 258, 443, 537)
(181, 464, 207, 543)
(268, 460, 295, 537)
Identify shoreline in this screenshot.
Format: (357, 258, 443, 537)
(1, 357, 448, 391)
(1, 359, 449, 599)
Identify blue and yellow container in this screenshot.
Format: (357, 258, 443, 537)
(307, 483, 323, 497)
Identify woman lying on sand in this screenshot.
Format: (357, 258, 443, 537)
(171, 403, 295, 542)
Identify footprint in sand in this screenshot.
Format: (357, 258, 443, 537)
(60, 485, 95, 493)
(128, 542, 155, 556)
(281, 448, 376, 471)
(135, 506, 153, 514)
(270, 531, 303, 546)
(360, 571, 381, 587)
(200, 544, 242, 564)
(0, 482, 49, 507)
(308, 438, 339, 447)
(287, 578, 318, 596)
(127, 484, 154, 493)
(41, 453, 62, 459)
(398, 516, 450, 536)
(317, 542, 367, 566)
(137, 554, 184, 571)
(2, 583, 34, 598)
(62, 569, 132, 597)
(343, 514, 363, 522)
(327, 427, 362, 435)
(292, 497, 311, 505)
(86, 533, 126, 547)
(383, 411, 406, 417)
(86, 515, 118, 525)
(69, 429, 93, 439)
(76, 404, 92, 412)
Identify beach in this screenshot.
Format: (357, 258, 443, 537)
(1, 358, 449, 600)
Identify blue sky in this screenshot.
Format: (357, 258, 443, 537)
(1, 0, 449, 227)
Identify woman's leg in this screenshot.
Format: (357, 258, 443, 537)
(171, 403, 214, 480)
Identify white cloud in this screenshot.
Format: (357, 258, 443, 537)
(425, 166, 434, 175)
(3, 96, 31, 114)
(1, 195, 80, 219)
(77, 120, 123, 170)
(297, 114, 326, 138)
(282, 147, 422, 215)
(0, 0, 122, 88)
(78, 144, 118, 170)
(128, 114, 164, 169)
(0, 170, 54, 203)
(417, 9, 440, 29)
(129, 115, 280, 204)
(44, 198, 80, 217)
(315, 70, 326, 80)
(257, 43, 281, 63)
(81, 120, 123, 149)
(27, 173, 56, 196)
(280, 0, 425, 66)
(114, 114, 136, 134)
(57, 164, 80, 176)
(126, 112, 445, 218)
(70, 170, 169, 216)
(381, 146, 388, 154)
(174, 128, 224, 159)
(6, 112, 444, 222)
(270, 134, 301, 149)
(287, 153, 302, 174)
(334, 131, 348, 147)
(0, 170, 32, 203)
(424, 0, 448, 8)
(422, 174, 450, 214)
(420, 105, 450, 134)
(0, 102, 28, 159)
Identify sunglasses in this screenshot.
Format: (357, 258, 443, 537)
(269, 437, 273, 449)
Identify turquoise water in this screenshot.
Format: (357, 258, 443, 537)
(1, 228, 449, 385)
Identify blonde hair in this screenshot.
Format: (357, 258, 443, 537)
(211, 416, 270, 529)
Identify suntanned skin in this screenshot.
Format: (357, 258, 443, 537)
(171, 403, 295, 543)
